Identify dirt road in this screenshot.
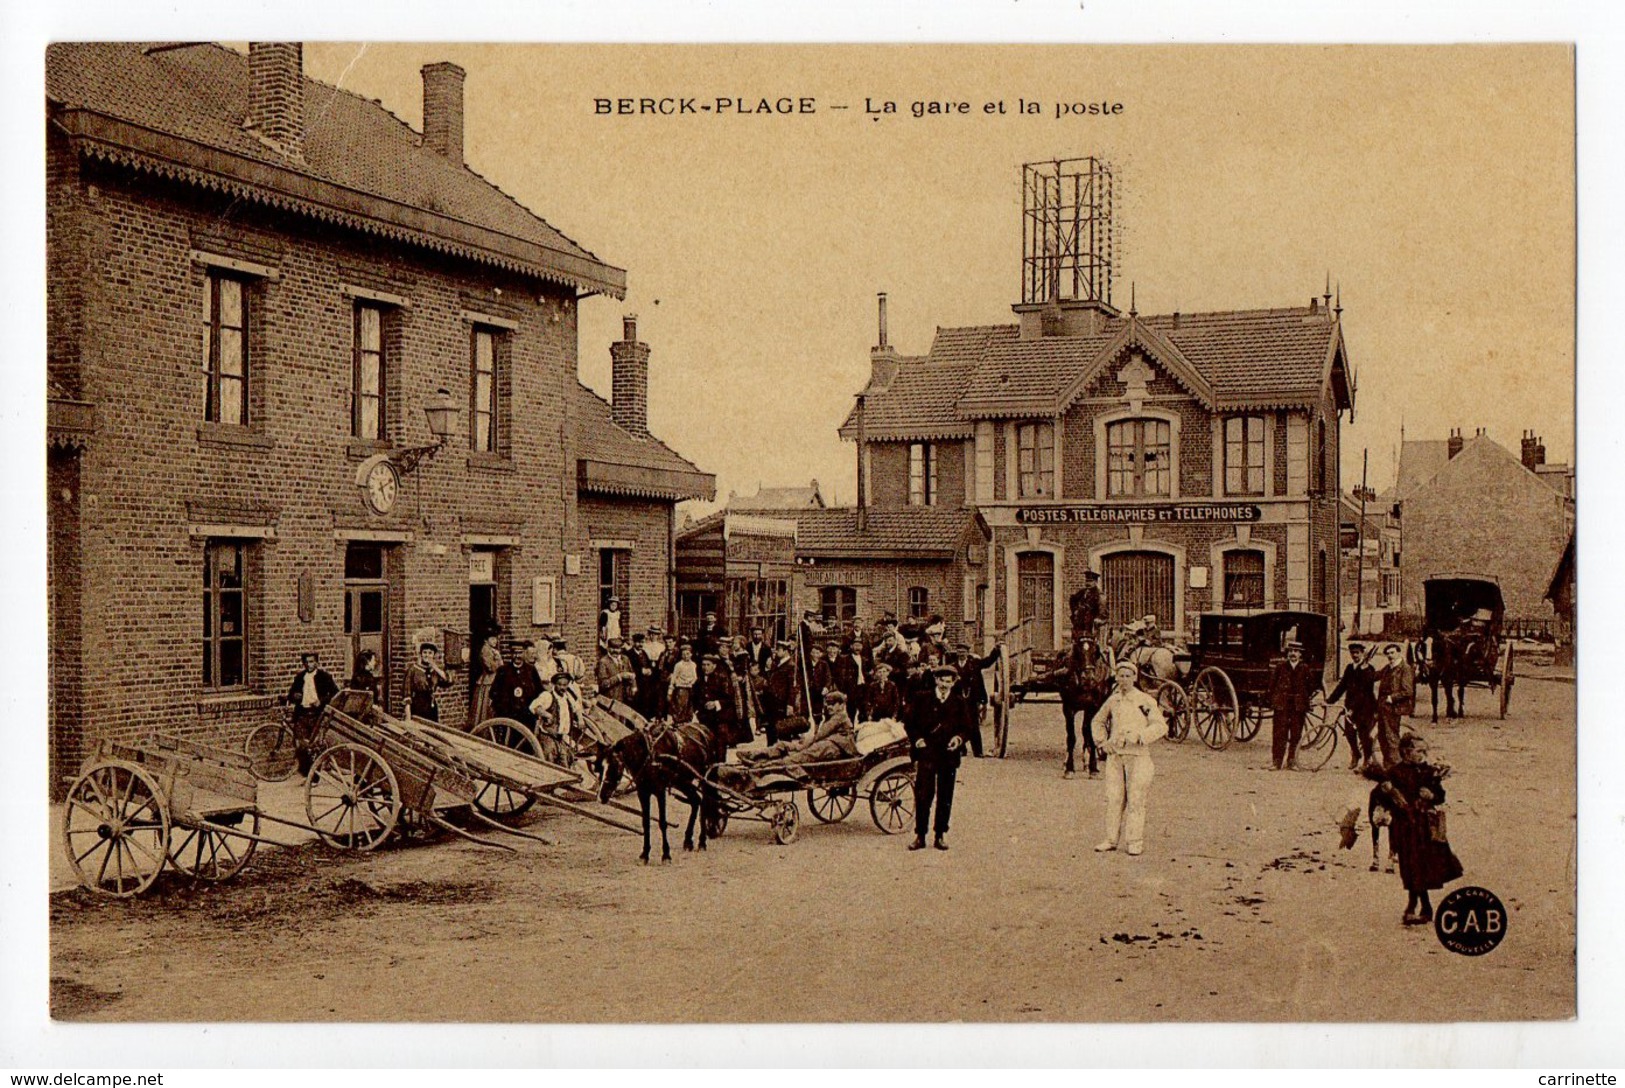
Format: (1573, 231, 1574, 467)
(50, 676, 1575, 1022)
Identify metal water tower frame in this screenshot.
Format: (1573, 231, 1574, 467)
(1021, 157, 1116, 307)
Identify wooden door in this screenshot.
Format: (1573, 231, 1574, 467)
(1017, 552, 1055, 651)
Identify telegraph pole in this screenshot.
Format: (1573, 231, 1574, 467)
(1354, 448, 1369, 637)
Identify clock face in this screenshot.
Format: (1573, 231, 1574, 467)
(364, 460, 399, 514)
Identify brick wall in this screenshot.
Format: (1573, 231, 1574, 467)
(577, 496, 674, 642)
(795, 559, 965, 643)
(54, 157, 596, 756)
(865, 439, 965, 509)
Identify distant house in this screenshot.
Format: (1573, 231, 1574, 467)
(1393, 428, 1574, 624)
(728, 481, 826, 514)
(1339, 491, 1400, 636)
(1545, 532, 1575, 663)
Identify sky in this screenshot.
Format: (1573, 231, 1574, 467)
(297, 44, 1575, 509)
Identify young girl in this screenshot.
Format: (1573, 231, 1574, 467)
(667, 643, 698, 723)
(1370, 733, 1463, 925)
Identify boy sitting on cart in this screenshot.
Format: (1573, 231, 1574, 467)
(740, 690, 859, 767)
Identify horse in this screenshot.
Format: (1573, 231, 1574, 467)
(597, 719, 720, 864)
(1410, 633, 1466, 722)
(1045, 636, 1111, 778)
(1111, 624, 1179, 684)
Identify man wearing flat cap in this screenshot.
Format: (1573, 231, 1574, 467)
(596, 635, 637, 706)
(1269, 639, 1319, 770)
(903, 663, 978, 851)
(1069, 569, 1104, 641)
(1327, 642, 1379, 771)
(952, 640, 1003, 758)
(694, 652, 741, 746)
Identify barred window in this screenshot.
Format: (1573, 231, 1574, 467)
(1223, 549, 1266, 610)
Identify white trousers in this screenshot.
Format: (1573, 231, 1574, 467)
(1102, 750, 1155, 849)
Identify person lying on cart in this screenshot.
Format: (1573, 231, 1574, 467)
(530, 671, 586, 765)
(740, 690, 858, 766)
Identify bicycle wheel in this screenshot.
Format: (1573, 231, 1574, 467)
(1298, 707, 1340, 772)
(1156, 681, 1188, 742)
(244, 721, 299, 782)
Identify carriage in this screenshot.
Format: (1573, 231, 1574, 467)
(1421, 574, 1515, 719)
(704, 729, 916, 844)
(1166, 610, 1338, 764)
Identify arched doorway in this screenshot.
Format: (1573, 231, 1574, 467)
(1101, 550, 1176, 631)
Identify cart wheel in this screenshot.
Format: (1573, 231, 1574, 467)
(1186, 667, 1238, 751)
(806, 786, 856, 823)
(305, 743, 400, 851)
(244, 721, 299, 782)
(994, 652, 1011, 758)
(868, 766, 915, 835)
(167, 811, 260, 882)
(1234, 704, 1265, 744)
(992, 701, 1010, 759)
(1156, 681, 1187, 742)
(1498, 643, 1515, 719)
(62, 761, 171, 897)
(773, 801, 800, 845)
(703, 808, 729, 839)
(469, 718, 541, 818)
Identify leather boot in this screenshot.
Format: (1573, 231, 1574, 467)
(908, 836, 927, 851)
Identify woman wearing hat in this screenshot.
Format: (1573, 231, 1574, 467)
(1090, 660, 1166, 856)
(469, 620, 504, 727)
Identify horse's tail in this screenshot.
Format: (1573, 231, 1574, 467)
(598, 741, 626, 803)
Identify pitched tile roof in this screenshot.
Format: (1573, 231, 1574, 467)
(728, 483, 825, 511)
(845, 306, 1346, 436)
(46, 42, 622, 295)
(792, 507, 983, 558)
(1394, 440, 1450, 499)
(574, 383, 714, 501)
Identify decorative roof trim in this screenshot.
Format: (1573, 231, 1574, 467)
(59, 108, 627, 299)
(1055, 318, 1215, 414)
(578, 458, 717, 503)
(1323, 325, 1355, 412)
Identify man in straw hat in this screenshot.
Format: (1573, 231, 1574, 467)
(1091, 660, 1166, 856)
(1269, 639, 1319, 770)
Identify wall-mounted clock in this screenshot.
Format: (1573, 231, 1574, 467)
(355, 453, 401, 515)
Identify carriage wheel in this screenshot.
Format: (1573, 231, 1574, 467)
(772, 801, 801, 845)
(1234, 704, 1265, 744)
(167, 812, 260, 882)
(1498, 643, 1516, 720)
(62, 761, 171, 897)
(305, 743, 400, 851)
(703, 808, 729, 839)
(1185, 668, 1238, 751)
(1156, 681, 1188, 742)
(244, 721, 299, 782)
(469, 718, 541, 818)
(992, 700, 1010, 759)
(869, 766, 915, 835)
(806, 786, 856, 824)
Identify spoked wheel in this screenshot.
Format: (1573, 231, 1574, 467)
(468, 717, 541, 818)
(703, 808, 729, 839)
(772, 801, 801, 845)
(1185, 667, 1239, 751)
(62, 761, 171, 897)
(244, 721, 299, 782)
(1155, 681, 1188, 742)
(1297, 701, 1341, 772)
(993, 652, 1011, 758)
(305, 743, 400, 851)
(1235, 704, 1265, 744)
(167, 812, 259, 882)
(868, 766, 915, 835)
(1498, 643, 1515, 719)
(807, 786, 856, 823)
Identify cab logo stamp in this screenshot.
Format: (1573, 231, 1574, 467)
(1434, 886, 1508, 956)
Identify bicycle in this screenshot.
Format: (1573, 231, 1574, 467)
(243, 704, 303, 781)
(1295, 691, 1343, 772)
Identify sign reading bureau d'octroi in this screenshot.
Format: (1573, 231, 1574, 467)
(1014, 504, 1264, 525)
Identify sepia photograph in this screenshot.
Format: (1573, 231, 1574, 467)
(9, 4, 1613, 1069)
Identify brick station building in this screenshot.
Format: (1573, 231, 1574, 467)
(46, 43, 711, 788)
(842, 291, 1355, 655)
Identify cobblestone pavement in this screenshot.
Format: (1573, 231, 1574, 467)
(49, 677, 1575, 1022)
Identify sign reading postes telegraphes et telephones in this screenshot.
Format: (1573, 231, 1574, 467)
(1014, 504, 1264, 525)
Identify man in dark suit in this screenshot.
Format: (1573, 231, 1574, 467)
(1268, 640, 1319, 770)
(1069, 570, 1104, 639)
(744, 625, 774, 674)
(694, 653, 742, 747)
(830, 638, 869, 719)
(809, 640, 840, 719)
(626, 631, 659, 720)
(490, 639, 547, 729)
(760, 644, 800, 744)
(904, 664, 977, 851)
(1375, 643, 1416, 769)
(953, 641, 1003, 757)
(285, 652, 339, 775)
(864, 661, 904, 721)
(694, 611, 729, 664)
(1327, 642, 1380, 770)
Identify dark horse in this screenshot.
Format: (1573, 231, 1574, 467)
(598, 719, 719, 864)
(1046, 636, 1111, 778)
(1410, 634, 1466, 722)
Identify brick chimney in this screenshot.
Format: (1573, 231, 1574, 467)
(868, 292, 900, 393)
(421, 62, 467, 163)
(1521, 430, 1546, 470)
(246, 43, 304, 159)
(610, 314, 649, 436)
(1447, 428, 1464, 459)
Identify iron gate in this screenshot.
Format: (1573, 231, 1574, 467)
(1100, 551, 1175, 632)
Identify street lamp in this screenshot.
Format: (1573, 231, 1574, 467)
(396, 388, 460, 475)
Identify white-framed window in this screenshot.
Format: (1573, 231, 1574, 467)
(908, 586, 930, 619)
(820, 586, 857, 625)
(1106, 418, 1172, 498)
(204, 273, 249, 424)
(471, 327, 502, 453)
(353, 303, 387, 440)
(1017, 422, 1055, 498)
(202, 540, 251, 688)
(1224, 416, 1266, 496)
(908, 442, 937, 506)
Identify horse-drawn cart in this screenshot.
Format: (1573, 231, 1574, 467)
(707, 732, 916, 843)
(1420, 574, 1515, 719)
